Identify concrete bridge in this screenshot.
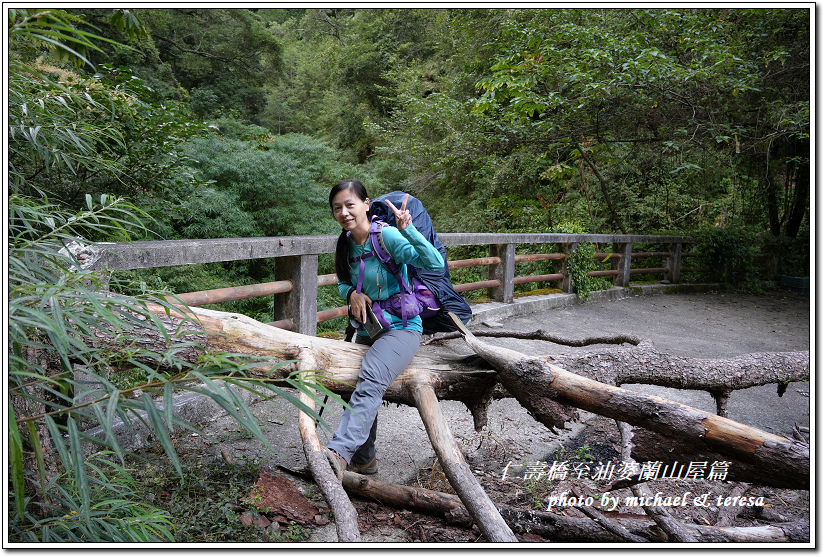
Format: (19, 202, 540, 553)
(88, 231, 707, 335)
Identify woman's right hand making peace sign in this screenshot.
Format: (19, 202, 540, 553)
(385, 194, 412, 231)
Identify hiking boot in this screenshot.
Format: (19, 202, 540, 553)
(325, 448, 346, 482)
(347, 457, 378, 475)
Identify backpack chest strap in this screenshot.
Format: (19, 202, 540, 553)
(349, 250, 376, 294)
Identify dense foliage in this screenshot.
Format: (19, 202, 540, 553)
(6, 7, 811, 542)
(6, 10, 341, 543)
(12, 7, 810, 256)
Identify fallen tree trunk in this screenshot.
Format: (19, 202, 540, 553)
(623, 428, 803, 489)
(539, 341, 809, 417)
(295, 351, 360, 542)
(446, 315, 809, 491)
(409, 380, 517, 542)
(160, 306, 513, 541)
(430, 329, 809, 416)
(88, 304, 808, 489)
(542, 340, 810, 393)
(110, 306, 809, 410)
(340, 470, 808, 543)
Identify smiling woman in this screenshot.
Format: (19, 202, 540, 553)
(330, 182, 372, 244)
(324, 178, 444, 480)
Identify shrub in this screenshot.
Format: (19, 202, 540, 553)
(8, 194, 341, 542)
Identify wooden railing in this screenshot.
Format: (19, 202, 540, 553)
(92, 233, 704, 336)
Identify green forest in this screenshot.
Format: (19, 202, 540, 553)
(6, 8, 811, 542)
(10, 8, 810, 294)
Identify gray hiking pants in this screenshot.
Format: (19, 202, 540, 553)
(326, 328, 421, 465)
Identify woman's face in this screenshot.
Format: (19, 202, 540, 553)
(331, 188, 370, 232)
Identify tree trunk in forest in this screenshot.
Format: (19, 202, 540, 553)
(575, 142, 628, 234)
(764, 149, 782, 236)
(785, 137, 810, 238)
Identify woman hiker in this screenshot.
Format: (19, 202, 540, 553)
(324, 179, 444, 480)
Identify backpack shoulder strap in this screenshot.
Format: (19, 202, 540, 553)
(369, 220, 396, 270)
(368, 219, 414, 294)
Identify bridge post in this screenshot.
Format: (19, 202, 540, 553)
(488, 243, 515, 303)
(612, 242, 633, 286)
(274, 254, 319, 336)
(666, 242, 683, 283)
(560, 242, 578, 293)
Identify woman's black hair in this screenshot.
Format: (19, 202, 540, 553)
(329, 179, 372, 285)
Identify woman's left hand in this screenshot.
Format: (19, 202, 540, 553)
(385, 194, 412, 231)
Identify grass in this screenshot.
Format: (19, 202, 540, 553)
(514, 287, 564, 298)
(127, 449, 312, 543)
(523, 476, 555, 510)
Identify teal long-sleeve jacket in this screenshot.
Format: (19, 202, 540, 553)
(337, 222, 444, 334)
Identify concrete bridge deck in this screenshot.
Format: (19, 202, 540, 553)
(463, 285, 811, 435)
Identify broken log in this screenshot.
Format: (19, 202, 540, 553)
(541, 340, 809, 395)
(423, 329, 643, 347)
(296, 351, 360, 542)
(87, 304, 808, 489)
(447, 314, 809, 491)
(631, 484, 698, 542)
(715, 483, 751, 527)
(109, 305, 808, 411)
(573, 503, 649, 543)
(409, 379, 517, 542)
(625, 428, 804, 490)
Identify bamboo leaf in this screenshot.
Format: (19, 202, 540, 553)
(141, 393, 181, 476)
(67, 418, 90, 515)
(26, 420, 48, 498)
(222, 382, 267, 441)
(93, 398, 124, 463)
(162, 381, 174, 438)
(8, 405, 27, 519)
(45, 416, 71, 474)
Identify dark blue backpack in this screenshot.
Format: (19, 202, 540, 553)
(366, 191, 472, 334)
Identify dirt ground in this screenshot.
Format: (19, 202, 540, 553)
(166, 288, 812, 544)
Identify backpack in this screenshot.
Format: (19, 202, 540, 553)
(351, 191, 471, 335)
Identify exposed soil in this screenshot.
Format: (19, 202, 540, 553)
(162, 408, 807, 544)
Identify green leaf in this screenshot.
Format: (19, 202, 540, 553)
(26, 420, 48, 498)
(141, 392, 181, 476)
(162, 382, 174, 440)
(45, 416, 72, 474)
(8, 405, 27, 520)
(67, 418, 91, 515)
